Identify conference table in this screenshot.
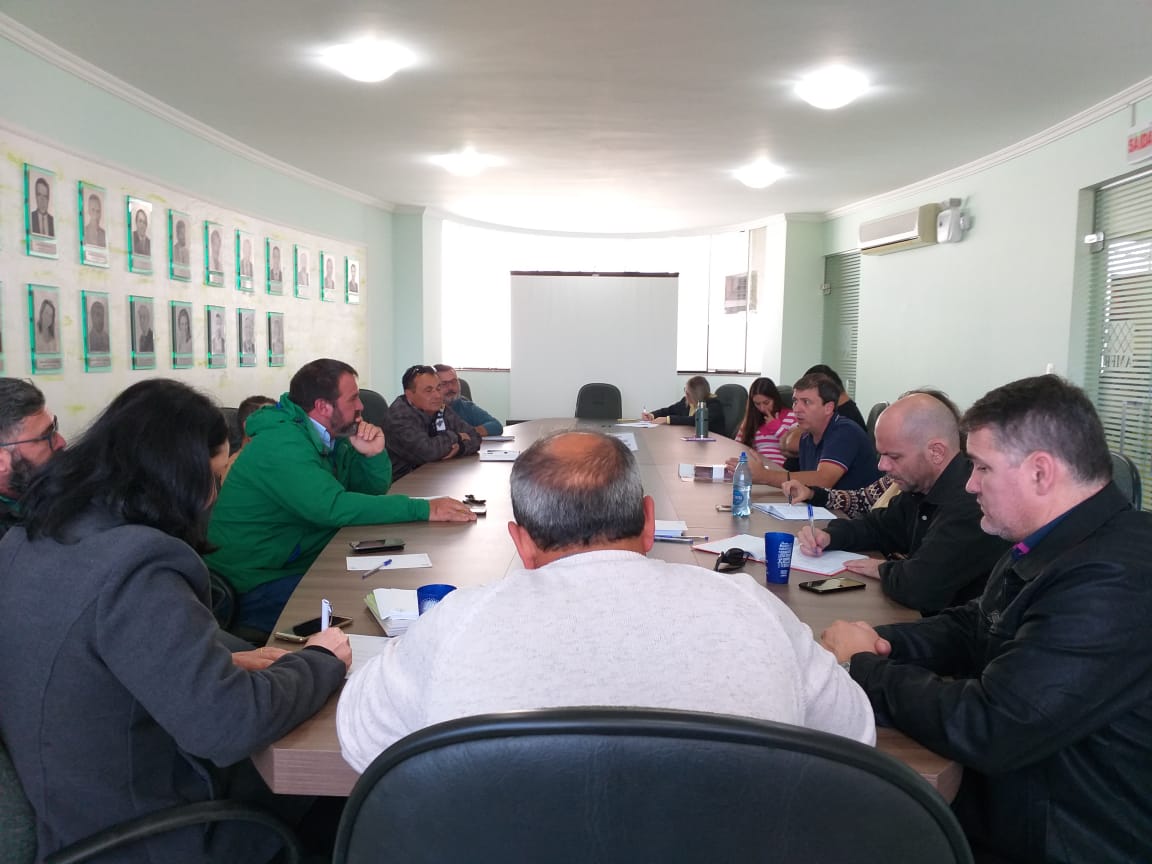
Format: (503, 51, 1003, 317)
(253, 418, 961, 801)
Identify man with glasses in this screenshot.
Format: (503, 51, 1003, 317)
(434, 363, 503, 437)
(0, 379, 65, 539)
(385, 364, 482, 480)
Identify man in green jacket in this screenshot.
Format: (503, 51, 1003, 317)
(206, 358, 476, 633)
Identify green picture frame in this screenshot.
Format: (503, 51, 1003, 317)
(28, 284, 62, 373)
(267, 311, 285, 367)
(24, 164, 59, 260)
(205, 221, 225, 287)
(206, 305, 227, 369)
(127, 197, 154, 275)
(346, 257, 360, 304)
(294, 244, 311, 299)
(266, 238, 285, 295)
(82, 290, 112, 372)
(236, 229, 255, 293)
(169, 210, 192, 282)
(170, 300, 194, 369)
(79, 182, 110, 268)
(237, 307, 256, 367)
(129, 295, 156, 370)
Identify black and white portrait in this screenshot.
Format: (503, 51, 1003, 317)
(295, 244, 311, 298)
(83, 291, 112, 371)
(268, 312, 285, 366)
(130, 296, 156, 370)
(128, 198, 153, 274)
(25, 165, 58, 259)
(346, 257, 361, 304)
(29, 285, 62, 373)
(207, 305, 226, 368)
(170, 210, 192, 281)
(237, 308, 256, 367)
(80, 183, 109, 267)
(205, 222, 224, 287)
(267, 239, 284, 294)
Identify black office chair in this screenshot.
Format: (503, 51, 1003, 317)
(219, 407, 242, 455)
(574, 383, 622, 420)
(866, 401, 890, 444)
(777, 384, 793, 409)
(1110, 451, 1143, 510)
(457, 377, 472, 401)
(0, 737, 302, 864)
(333, 708, 972, 864)
(358, 388, 389, 427)
(715, 383, 748, 438)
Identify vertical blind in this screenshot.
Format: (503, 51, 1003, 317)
(822, 251, 861, 397)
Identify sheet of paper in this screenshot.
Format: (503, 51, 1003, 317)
(654, 519, 688, 538)
(615, 420, 659, 428)
(346, 553, 433, 571)
(372, 587, 419, 616)
(680, 436, 716, 442)
(752, 503, 837, 520)
(479, 449, 519, 461)
(790, 548, 868, 575)
(485, 435, 516, 441)
(693, 533, 766, 561)
(608, 432, 639, 451)
(347, 633, 391, 676)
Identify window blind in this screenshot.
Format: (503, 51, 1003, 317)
(822, 251, 861, 397)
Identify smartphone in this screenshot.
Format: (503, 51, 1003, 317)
(348, 538, 405, 553)
(272, 615, 354, 643)
(798, 577, 867, 594)
(468, 503, 488, 516)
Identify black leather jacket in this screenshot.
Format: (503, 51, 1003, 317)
(852, 484, 1152, 864)
(650, 396, 726, 436)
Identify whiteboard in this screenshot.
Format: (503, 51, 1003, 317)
(510, 272, 678, 419)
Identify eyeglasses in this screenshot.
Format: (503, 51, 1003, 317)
(714, 548, 753, 573)
(0, 415, 59, 449)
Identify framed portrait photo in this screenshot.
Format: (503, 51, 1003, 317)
(267, 311, 285, 367)
(236, 229, 256, 293)
(266, 238, 285, 295)
(82, 290, 112, 372)
(170, 301, 194, 369)
(24, 165, 59, 259)
(78, 181, 110, 268)
(237, 307, 257, 367)
(127, 197, 154, 274)
(28, 284, 63, 373)
(169, 210, 192, 282)
(320, 250, 338, 302)
(206, 304, 227, 369)
(129, 295, 156, 370)
(294, 244, 312, 299)
(204, 221, 225, 287)
(346, 257, 361, 304)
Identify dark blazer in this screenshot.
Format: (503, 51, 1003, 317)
(31, 210, 54, 238)
(650, 396, 727, 436)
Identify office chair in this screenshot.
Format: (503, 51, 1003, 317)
(358, 388, 389, 428)
(574, 383, 623, 420)
(0, 737, 302, 864)
(777, 384, 793, 409)
(219, 407, 242, 455)
(333, 707, 973, 864)
(715, 383, 748, 438)
(1110, 451, 1143, 510)
(457, 377, 472, 401)
(866, 401, 890, 445)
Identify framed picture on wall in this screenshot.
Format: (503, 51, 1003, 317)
(171, 301, 194, 369)
(267, 311, 285, 367)
(129, 295, 156, 370)
(346, 257, 360, 304)
(169, 209, 192, 281)
(24, 164, 58, 259)
(82, 290, 112, 372)
(236, 229, 255, 293)
(206, 304, 227, 369)
(237, 307, 256, 367)
(266, 238, 284, 295)
(28, 284, 62, 373)
(78, 181, 109, 268)
(205, 221, 225, 287)
(294, 244, 311, 299)
(320, 250, 338, 302)
(127, 197, 154, 275)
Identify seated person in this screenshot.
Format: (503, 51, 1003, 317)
(0, 378, 66, 540)
(787, 474, 897, 519)
(734, 377, 795, 467)
(806, 364, 866, 430)
(728, 373, 882, 491)
(0, 379, 352, 864)
(207, 359, 476, 634)
(336, 430, 875, 771)
(642, 375, 726, 436)
(435, 363, 503, 436)
(385, 364, 482, 479)
(220, 394, 275, 483)
(796, 391, 1010, 614)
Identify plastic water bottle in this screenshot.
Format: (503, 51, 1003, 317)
(695, 401, 709, 438)
(732, 452, 752, 517)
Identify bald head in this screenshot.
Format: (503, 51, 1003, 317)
(874, 392, 962, 494)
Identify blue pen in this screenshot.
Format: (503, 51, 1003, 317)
(807, 504, 818, 554)
(361, 558, 393, 579)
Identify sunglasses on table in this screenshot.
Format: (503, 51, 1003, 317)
(714, 548, 754, 573)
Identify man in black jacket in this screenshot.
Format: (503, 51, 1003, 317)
(796, 391, 1009, 614)
(821, 375, 1152, 864)
(0, 378, 65, 540)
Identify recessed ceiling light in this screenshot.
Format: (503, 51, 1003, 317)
(733, 158, 785, 189)
(795, 66, 869, 110)
(321, 38, 416, 83)
(430, 147, 503, 177)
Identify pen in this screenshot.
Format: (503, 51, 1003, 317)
(807, 503, 816, 538)
(655, 535, 709, 543)
(361, 558, 393, 579)
(320, 598, 332, 631)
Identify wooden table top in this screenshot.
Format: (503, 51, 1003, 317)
(253, 419, 961, 801)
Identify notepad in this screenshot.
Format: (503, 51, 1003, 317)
(693, 533, 868, 575)
(654, 520, 688, 538)
(752, 503, 836, 520)
(346, 553, 432, 571)
(694, 534, 766, 561)
(365, 588, 419, 636)
(479, 449, 519, 461)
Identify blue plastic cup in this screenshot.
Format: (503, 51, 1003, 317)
(764, 532, 794, 585)
(417, 583, 457, 615)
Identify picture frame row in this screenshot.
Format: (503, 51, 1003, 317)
(20, 163, 361, 303)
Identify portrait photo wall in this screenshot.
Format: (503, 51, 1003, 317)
(0, 124, 369, 433)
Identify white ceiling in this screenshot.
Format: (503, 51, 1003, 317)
(3, 0, 1150, 234)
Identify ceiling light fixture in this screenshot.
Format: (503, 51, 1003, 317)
(430, 147, 503, 177)
(320, 38, 416, 83)
(733, 158, 785, 189)
(795, 66, 869, 110)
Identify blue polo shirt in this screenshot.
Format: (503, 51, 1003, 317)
(798, 414, 883, 490)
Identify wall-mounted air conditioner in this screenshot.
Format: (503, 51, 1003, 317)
(859, 204, 940, 255)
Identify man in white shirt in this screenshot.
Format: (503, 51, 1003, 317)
(337, 430, 875, 772)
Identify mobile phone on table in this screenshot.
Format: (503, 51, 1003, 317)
(348, 538, 405, 553)
(272, 615, 354, 643)
(798, 577, 867, 594)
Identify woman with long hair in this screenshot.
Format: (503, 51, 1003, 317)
(642, 375, 727, 436)
(35, 298, 57, 353)
(735, 377, 796, 467)
(0, 379, 350, 863)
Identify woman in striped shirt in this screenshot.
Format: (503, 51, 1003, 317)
(735, 377, 796, 467)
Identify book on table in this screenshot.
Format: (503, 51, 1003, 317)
(365, 587, 419, 636)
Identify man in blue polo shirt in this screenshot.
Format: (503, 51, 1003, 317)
(729, 372, 882, 491)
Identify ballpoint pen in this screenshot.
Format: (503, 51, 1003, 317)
(361, 558, 393, 579)
(655, 535, 709, 543)
(320, 598, 332, 631)
(807, 504, 817, 545)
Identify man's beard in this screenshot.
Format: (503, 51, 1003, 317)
(7, 451, 45, 496)
(332, 414, 361, 438)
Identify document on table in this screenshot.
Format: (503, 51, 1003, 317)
(654, 519, 689, 538)
(790, 548, 868, 575)
(346, 553, 432, 571)
(479, 449, 519, 461)
(347, 633, 391, 676)
(615, 420, 659, 428)
(485, 435, 516, 441)
(752, 503, 837, 520)
(694, 534, 766, 561)
(365, 588, 419, 637)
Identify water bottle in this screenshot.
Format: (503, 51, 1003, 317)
(695, 401, 708, 438)
(732, 452, 752, 517)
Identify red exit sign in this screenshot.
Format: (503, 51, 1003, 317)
(1128, 122, 1152, 164)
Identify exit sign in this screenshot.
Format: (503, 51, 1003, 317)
(1128, 122, 1152, 164)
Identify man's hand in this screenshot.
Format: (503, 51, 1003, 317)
(781, 479, 813, 504)
(473, 425, 488, 437)
(304, 627, 352, 672)
(347, 420, 386, 457)
(641, 411, 654, 421)
(724, 455, 777, 485)
(231, 646, 289, 671)
(440, 443, 461, 460)
(458, 432, 473, 444)
(796, 524, 830, 556)
(820, 620, 891, 664)
(428, 497, 478, 522)
(843, 558, 883, 580)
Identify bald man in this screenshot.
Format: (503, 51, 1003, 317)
(797, 391, 1010, 614)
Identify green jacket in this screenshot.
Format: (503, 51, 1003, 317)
(206, 394, 430, 593)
